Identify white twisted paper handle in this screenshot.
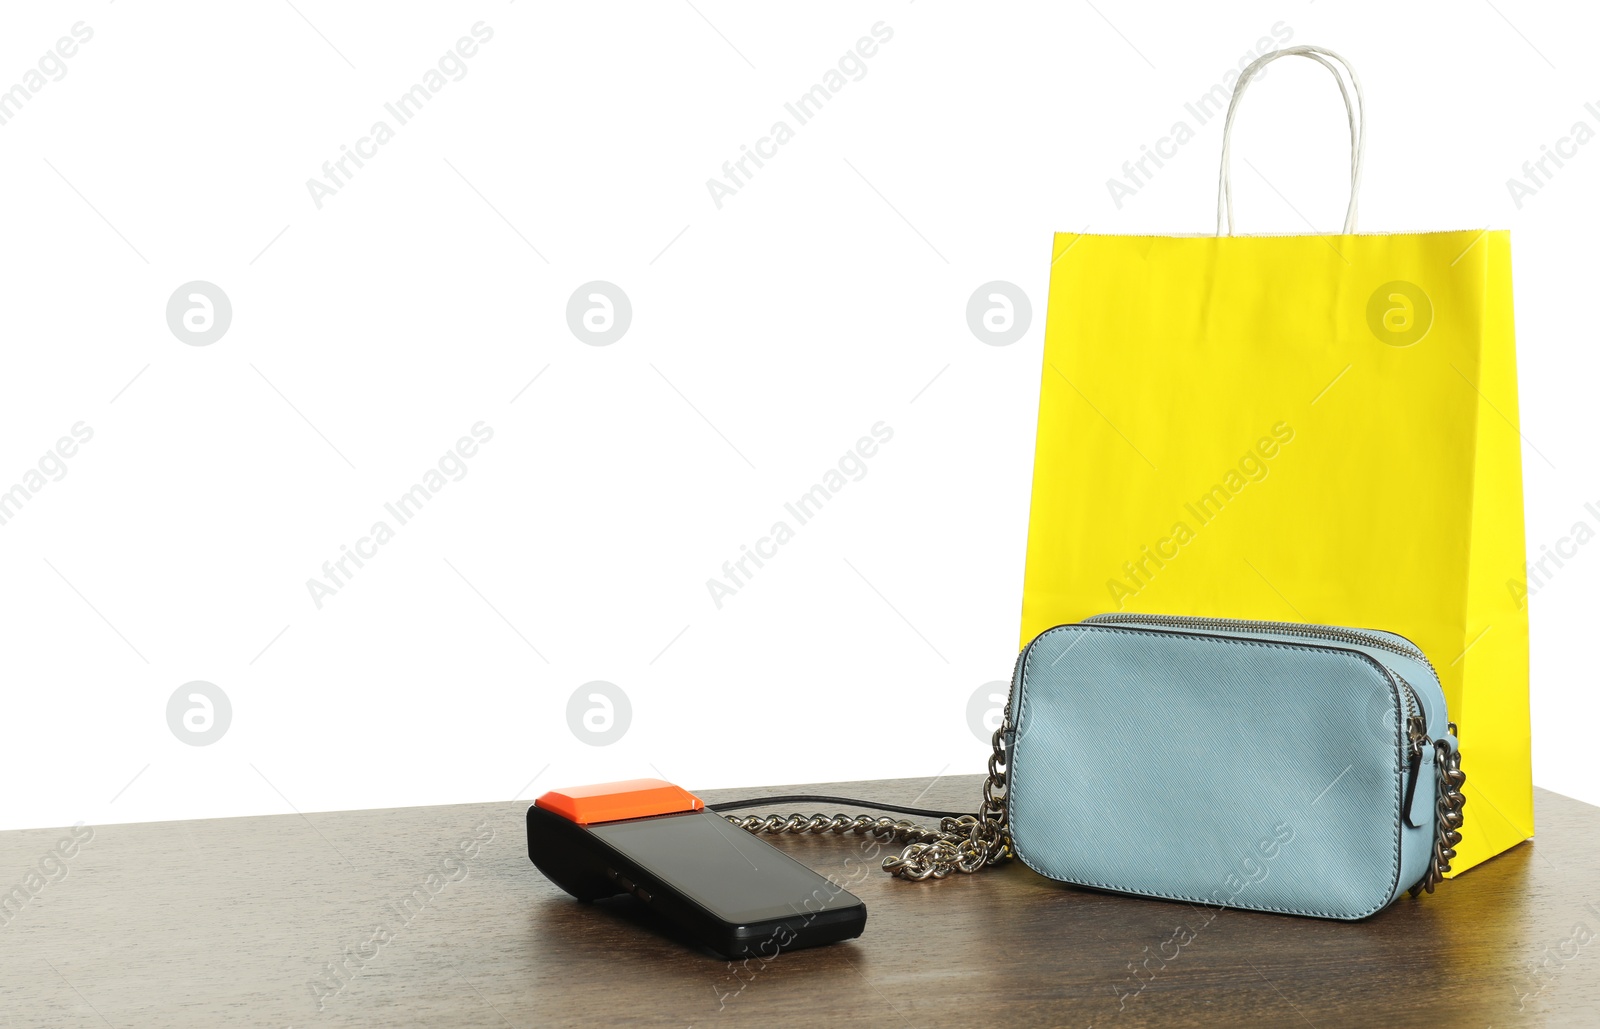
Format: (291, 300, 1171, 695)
(1216, 45, 1365, 235)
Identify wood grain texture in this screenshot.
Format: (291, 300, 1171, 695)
(0, 777, 1596, 1028)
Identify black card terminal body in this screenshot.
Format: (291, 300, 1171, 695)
(527, 779, 866, 958)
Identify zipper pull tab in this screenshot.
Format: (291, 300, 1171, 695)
(1401, 715, 1429, 829)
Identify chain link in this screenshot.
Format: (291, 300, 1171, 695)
(730, 707, 1466, 897)
(721, 811, 948, 846)
(1411, 722, 1467, 897)
(725, 708, 1014, 881)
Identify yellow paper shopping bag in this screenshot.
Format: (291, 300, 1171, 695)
(1020, 47, 1530, 874)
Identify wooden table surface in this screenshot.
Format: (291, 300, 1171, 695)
(1, 775, 1596, 1028)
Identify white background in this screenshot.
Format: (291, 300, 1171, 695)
(0, 0, 1594, 832)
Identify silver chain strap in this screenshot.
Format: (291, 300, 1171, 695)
(730, 709, 1466, 896)
(725, 708, 1014, 881)
(721, 811, 951, 847)
(1411, 722, 1467, 897)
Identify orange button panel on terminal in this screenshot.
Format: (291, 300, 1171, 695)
(534, 778, 704, 825)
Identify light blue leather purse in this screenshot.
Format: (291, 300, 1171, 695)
(886, 614, 1467, 920)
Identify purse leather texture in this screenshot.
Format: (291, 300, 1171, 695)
(1006, 616, 1454, 920)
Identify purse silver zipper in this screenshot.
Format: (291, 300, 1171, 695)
(1084, 612, 1440, 690)
(1023, 615, 1431, 729)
